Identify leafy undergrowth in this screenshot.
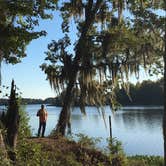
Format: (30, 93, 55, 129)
(0, 135, 164, 166)
(26, 136, 112, 166)
(20, 136, 163, 166)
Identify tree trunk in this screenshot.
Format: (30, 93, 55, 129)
(55, 39, 89, 136)
(163, 53, 166, 166)
(163, 29, 166, 166)
(55, 75, 76, 135)
(5, 80, 19, 161)
(118, 0, 123, 24)
(164, 104, 166, 166)
(55, 0, 103, 136)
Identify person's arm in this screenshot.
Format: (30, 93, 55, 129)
(45, 110, 48, 120)
(36, 110, 40, 116)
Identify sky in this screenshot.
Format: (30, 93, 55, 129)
(1, 9, 164, 99)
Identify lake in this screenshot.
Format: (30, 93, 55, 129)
(0, 104, 164, 156)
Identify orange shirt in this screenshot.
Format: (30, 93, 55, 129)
(37, 109, 48, 122)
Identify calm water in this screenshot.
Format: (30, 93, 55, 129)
(25, 104, 164, 156)
(0, 104, 163, 156)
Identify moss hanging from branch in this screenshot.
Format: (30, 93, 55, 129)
(41, 0, 164, 135)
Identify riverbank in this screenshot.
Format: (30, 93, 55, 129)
(25, 136, 163, 166)
(28, 136, 111, 165)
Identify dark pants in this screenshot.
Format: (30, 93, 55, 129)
(38, 121, 46, 137)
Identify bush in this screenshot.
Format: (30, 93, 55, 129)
(0, 149, 10, 166)
(18, 103, 31, 140)
(16, 140, 82, 166)
(76, 133, 101, 149)
(106, 138, 127, 166)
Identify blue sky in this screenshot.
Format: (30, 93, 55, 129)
(1, 10, 163, 99)
(2, 11, 63, 99)
(1, 11, 78, 99)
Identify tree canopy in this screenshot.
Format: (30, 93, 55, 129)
(0, 0, 57, 65)
(41, 0, 164, 135)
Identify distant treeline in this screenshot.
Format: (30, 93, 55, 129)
(0, 78, 163, 106)
(116, 78, 163, 106)
(0, 98, 52, 106)
(49, 78, 164, 106)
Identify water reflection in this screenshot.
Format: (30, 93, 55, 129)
(113, 109, 163, 132)
(111, 108, 163, 156)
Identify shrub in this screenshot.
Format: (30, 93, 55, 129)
(76, 133, 101, 149)
(18, 103, 31, 141)
(106, 138, 127, 166)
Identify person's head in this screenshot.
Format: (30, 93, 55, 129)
(41, 104, 44, 109)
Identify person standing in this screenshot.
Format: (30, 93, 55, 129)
(36, 104, 48, 137)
